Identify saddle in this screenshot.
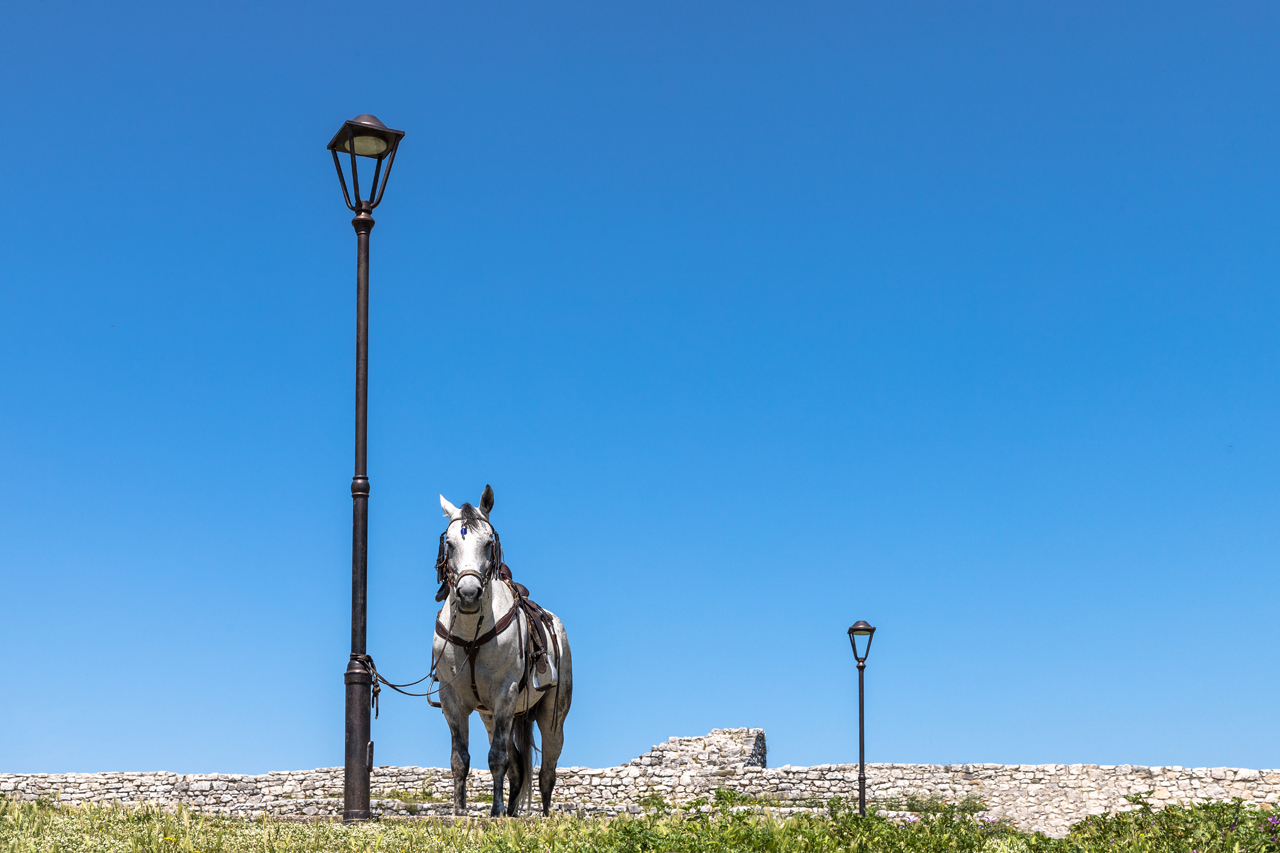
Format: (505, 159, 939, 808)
(497, 564, 561, 689)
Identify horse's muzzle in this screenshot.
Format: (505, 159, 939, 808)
(454, 572, 485, 612)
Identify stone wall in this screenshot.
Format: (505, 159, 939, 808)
(2, 728, 1276, 837)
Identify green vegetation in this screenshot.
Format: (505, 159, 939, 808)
(1, 789, 1275, 853)
(377, 789, 447, 806)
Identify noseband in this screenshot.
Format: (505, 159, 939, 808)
(435, 517, 504, 603)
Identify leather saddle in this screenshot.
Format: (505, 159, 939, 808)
(497, 564, 560, 684)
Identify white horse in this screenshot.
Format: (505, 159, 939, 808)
(433, 486, 573, 817)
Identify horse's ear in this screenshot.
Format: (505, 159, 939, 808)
(439, 494, 460, 521)
(480, 484, 495, 516)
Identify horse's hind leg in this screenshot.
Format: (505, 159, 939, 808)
(446, 711, 470, 816)
(508, 713, 534, 815)
(534, 688, 570, 816)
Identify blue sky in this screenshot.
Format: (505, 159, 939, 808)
(2, 1, 1278, 775)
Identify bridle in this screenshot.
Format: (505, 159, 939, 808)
(435, 516, 504, 605)
(431, 514, 521, 712)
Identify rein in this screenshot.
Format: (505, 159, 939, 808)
(350, 654, 436, 719)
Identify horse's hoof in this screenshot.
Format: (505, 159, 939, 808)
(490, 804, 506, 818)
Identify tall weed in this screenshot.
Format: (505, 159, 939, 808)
(1, 793, 1275, 853)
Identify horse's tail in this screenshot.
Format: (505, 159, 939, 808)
(510, 712, 535, 814)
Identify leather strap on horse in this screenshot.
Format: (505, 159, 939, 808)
(434, 532, 450, 601)
(507, 579, 560, 682)
(434, 596, 520, 711)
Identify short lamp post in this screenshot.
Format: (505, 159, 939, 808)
(327, 114, 405, 825)
(847, 620, 876, 817)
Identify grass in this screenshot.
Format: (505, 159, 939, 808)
(879, 794, 989, 815)
(378, 790, 447, 805)
(1, 789, 1275, 853)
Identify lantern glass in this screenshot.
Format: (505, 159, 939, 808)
(343, 135, 389, 157)
(847, 621, 876, 662)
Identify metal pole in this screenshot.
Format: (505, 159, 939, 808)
(343, 199, 375, 823)
(857, 659, 866, 817)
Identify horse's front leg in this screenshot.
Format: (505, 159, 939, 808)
(487, 683, 518, 817)
(446, 707, 470, 816)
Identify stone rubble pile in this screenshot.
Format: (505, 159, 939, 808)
(2, 728, 1276, 837)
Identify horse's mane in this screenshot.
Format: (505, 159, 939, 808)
(455, 503, 491, 529)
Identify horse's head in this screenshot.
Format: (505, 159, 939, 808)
(438, 485, 499, 614)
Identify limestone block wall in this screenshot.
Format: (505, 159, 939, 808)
(2, 728, 1276, 837)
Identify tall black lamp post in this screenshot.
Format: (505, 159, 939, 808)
(847, 620, 876, 817)
(327, 114, 405, 824)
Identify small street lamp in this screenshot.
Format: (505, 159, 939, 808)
(327, 114, 405, 824)
(847, 620, 876, 817)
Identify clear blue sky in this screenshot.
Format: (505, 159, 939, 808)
(2, 1, 1278, 776)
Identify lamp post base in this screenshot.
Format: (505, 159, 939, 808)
(343, 658, 373, 823)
